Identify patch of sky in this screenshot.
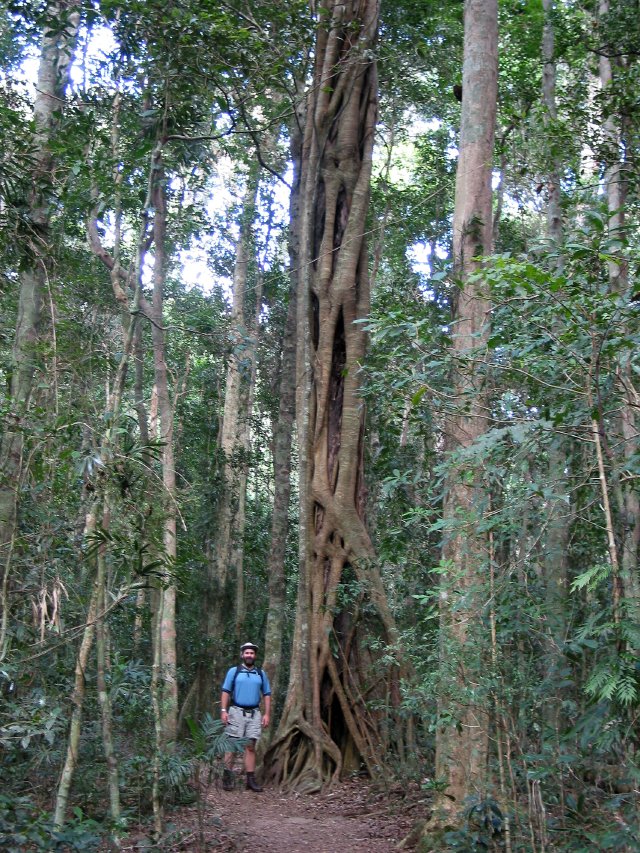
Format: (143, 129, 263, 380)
(407, 240, 449, 302)
(176, 156, 290, 299)
(408, 242, 433, 278)
(69, 25, 119, 93)
(14, 22, 118, 100)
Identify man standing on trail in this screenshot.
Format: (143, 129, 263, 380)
(220, 641, 271, 792)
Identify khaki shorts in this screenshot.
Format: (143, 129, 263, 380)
(226, 705, 262, 740)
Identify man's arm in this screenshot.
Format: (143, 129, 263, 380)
(220, 690, 230, 724)
(220, 667, 235, 725)
(262, 693, 271, 728)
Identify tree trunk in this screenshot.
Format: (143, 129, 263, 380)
(265, 0, 401, 792)
(54, 287, 141, 826)
(540, 4, 573, 755)
(431, 0, 498, 823)
(262, 114, 304, 729)
(597, 0, 640, 620)
(95, 503, 122, 842)
(149, 155, 179, 746)
(56, 124, 157, 829)
(0, 1, 79, 643)
(542, 0, 563, 253)
(541, 0, 569, 620)
(53, 584, 98, 828)
(193, 173, 260, 719)
(231, 193, 267, 642)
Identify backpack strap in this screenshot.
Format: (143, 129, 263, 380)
(229, 665, 240, 704)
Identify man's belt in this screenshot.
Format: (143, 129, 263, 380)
(231, 704, 259, 715)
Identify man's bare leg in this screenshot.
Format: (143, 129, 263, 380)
(244, 742, 256, 772)
(245, 741, 262, 791)
(222, 750, 235, 790)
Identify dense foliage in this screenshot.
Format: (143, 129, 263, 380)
(0, 0, 638, 850)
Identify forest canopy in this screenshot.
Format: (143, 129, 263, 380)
(0, 0, 639, 850)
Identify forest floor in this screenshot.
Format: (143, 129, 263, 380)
(125, 775, 430, 852)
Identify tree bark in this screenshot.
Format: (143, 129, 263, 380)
(149, 154, 179, 746)
(541, 0, 569, 621)
(0, 1, 79, 643)
(95, 504, 122, 842)
(597, 0, 640, 621)
(265, 0, 401, 791)
(262, 112, 304, 728)
(432, 0, 498, 821)
(193, 173, 260, 719)
(53, 584, 98, 828)
(542, 0, 563, 252)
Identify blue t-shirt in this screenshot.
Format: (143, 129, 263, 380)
(222, 665, 271, 708)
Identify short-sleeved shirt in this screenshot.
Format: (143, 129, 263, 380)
(222, 665, 271, 708)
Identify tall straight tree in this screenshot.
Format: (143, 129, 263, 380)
(262, 110, 304, 719)
(0, 1, 79, 648)
(193, 171, 260, 720)
(148, 151, 179, 749)
(597, 0, 640, 621)
(266, 0, 401, 790)
(539, 0, 574, 742)
(432, 0, 498, 820)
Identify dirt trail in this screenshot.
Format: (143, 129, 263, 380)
(167, 777, 428, 852)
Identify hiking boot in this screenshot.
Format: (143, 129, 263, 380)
(222, 768, 234, 791)
(246, 772, 263, 792)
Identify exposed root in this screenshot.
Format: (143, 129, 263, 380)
(263, 714, 342, 792)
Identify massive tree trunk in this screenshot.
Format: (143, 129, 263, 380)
(431, 0, 498, 822)
(0, 1, 79, 652)
(265, 0, 401, 792)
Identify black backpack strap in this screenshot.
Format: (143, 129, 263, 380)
(229, 665, 240, 704)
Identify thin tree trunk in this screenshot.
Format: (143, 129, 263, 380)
(132, 324, 149, 653)
(542, 0, 563, 252)
(539, 5, 573, 759)
(53, 586, 98, 827)
(432, 0, 498, 823)
(53, 507, 99, 829)
(150, 583, 165, 838)
(95, 503, 122, 843)
(149, 154, 178, 746)
(54, 290, 140, 825)
(541, 0, 568, 610)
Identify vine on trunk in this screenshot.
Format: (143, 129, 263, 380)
(265, 0, 403, 791)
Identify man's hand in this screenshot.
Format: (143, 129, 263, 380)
(261, 713, 270, 729)
(221, 709, 229, 725)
